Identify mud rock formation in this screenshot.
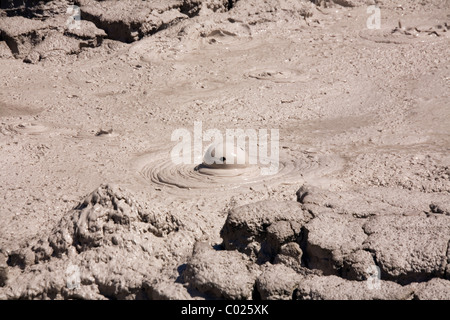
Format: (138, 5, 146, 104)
(340, 250, 377, 281)
(1, 0, 224, 61)
(273, 242, 304, 272)
(255, 264, 302, 300)
(429, 202, 450, 215)
(0, 16, 52, 59)
(220, 200, 312, 263)
(297, 184, 402, 218)
(408, 278, 450, 300)
(293, 275, 414, 300)
(215, 184, 450, 300)
(298, 185, 450, 285)
(0, 253, 8, 287)
(0, 14, 106, 62)
(74, 0, 187, 43)
(72, 0, 238, 43)
(302, 213, 370, 278)
(363, 214, 450, 284)
(183, 242, 259, 299)
(0, 41, 12, 58)
(1, 1, 71, 18)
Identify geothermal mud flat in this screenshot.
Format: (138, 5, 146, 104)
(0, 0, 449, 299)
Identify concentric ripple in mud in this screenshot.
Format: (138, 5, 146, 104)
(1, 122, 50, 135)
(134, 145, 344, 194)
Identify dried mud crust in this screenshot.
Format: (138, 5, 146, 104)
(179, 184, 450, 300)
(1, 182, 450, 299)
(187, 185, 450, 300)
(342, 152, 450, 193)
(0, 0, 239, 62)
(0, 13, 107, 63)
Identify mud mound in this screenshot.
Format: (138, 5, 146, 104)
(0, 184, 182, 299)
(135, 145, 343, 196)
(44, 183, 180, 256)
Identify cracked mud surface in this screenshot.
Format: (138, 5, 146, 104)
(0, 0, 449, 299)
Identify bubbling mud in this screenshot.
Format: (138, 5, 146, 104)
(135, 143, 344, 195)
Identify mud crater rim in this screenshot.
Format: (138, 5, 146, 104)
(135, 146, 344, 193)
